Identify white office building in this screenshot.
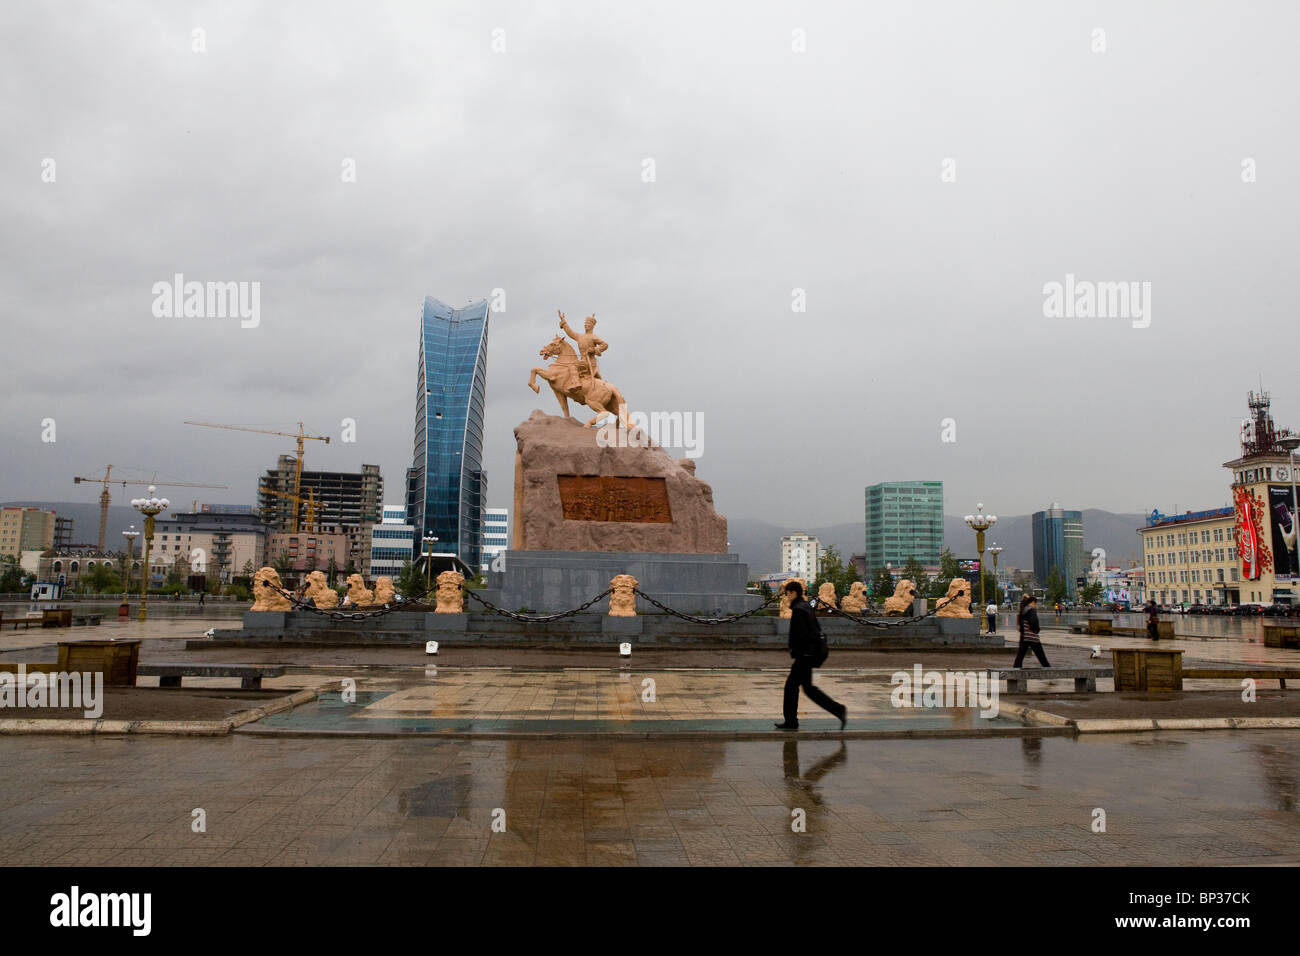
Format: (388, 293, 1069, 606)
(482, 508, 509, 573)
(370, 505, 414, 578)
(780, 532, 820, 582)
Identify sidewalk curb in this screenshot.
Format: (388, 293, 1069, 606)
(0, 688, 320, 736)
(1000, 701, 1300, 734)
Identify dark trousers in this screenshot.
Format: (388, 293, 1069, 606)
(987, 613, 996, 632)
(1147, 620, 1159, 640)
(783, 657, 842, 725)
(1013, 635, 1050, 667)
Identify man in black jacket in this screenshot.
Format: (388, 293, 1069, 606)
(775, 580, 847, 730)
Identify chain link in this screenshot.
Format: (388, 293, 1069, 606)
(462, 587, 613, 623)
(632, 589, 777, 625)
(817, 589, 966, 628)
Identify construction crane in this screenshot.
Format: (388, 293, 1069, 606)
(72, 466, 228, 553)
(184, 421, 330, 533)
(260, 486, 323, 535)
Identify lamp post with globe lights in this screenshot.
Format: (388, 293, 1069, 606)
(964, 504, 997, 631)
(131, 487, 170, 622)
(423, 535, 439, 594)
(120, 525, 140, 616)
(987, 542, 1004, 612)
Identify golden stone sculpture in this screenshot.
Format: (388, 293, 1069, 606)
(527, 311, 634, 430)
(251, 567, 292, 611)
(435, 570, 465, 613)
(345, 573, 373, 607)
(373, 576, 396, 605)
(816, 582, 838, 610)
(841, 581, 869, 614)
(778, 578, 806, 619)
(303, 570, 338, 609)
(609, 574, 639, 617)
(883, 579, 917, 616)
(935, 578, 972, 618)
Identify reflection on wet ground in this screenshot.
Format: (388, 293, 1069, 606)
(1, 732, 1296, 865)
(249, 670, 1023, 736)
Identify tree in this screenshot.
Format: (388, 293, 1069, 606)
(1046, 567, 1069, 605)
(811, 545, 860, 598)
(1081, 580, 1104, 604)
(326, 557, 338, 586)
(871, 566, 895, 600)
(395, 560, 423, 600)
(81, 563, 123, 595)
(980, 571, 1003, 606)
(0, 555, 23, 594)
(901, 556, 929, 601)
(241, 559, 255, 578)
(272, 550, 294, 575)
(933, 548, 960, 597)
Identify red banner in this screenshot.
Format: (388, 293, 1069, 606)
(1235, 487, 1262, 581)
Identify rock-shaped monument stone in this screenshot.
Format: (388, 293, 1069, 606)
(436, 570, 464, 613)
(512, 410, 727, 553)
(609, 574, 638, 616)
(841, 581, 869, 614)
(304, 570, 338, 609)
(883, 579, 916, 616)
(251, 567, 291, 611)
(935, 578, 972, 618)
(778, 578, 807, 619)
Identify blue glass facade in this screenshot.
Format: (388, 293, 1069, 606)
(407, 297, 489, 570)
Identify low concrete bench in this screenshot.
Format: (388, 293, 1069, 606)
(72, 614, 104, 626)
(137, 663, 285, 690)
(1262, 623, 1300, 649)
(994, 666, 1114, 693)
(0, 616, 41, 630)
(1180, 666, 1300, 690)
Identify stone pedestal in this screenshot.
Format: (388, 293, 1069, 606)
(496, 550, 761, 615)
(513, 411, 727, 553)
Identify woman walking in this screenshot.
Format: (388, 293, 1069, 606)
(1014, 595, 1051, 667)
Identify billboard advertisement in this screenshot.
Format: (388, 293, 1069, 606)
(1269, 485, 1299, 582)
(1235, 487, 1263, 581)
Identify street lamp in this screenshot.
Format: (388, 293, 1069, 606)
(987, 542, 1004, 609)
(423, 535, 439, 594)
(964, 504, 997, 631)
(1279, 434, 1300, 605)
(130, 487, 169, 622)
(120, 525, 139, 615)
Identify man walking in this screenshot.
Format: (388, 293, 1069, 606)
(1145, 598, 1161, 641)
(985, 600, 997, 633)
(775, 580, 847, 731)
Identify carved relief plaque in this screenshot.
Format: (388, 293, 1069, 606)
(557, 475, 673, 523)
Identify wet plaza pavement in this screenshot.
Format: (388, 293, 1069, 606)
(0, 732, 1296, 866)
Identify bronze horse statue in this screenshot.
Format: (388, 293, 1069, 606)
(529, 335, 633, 431)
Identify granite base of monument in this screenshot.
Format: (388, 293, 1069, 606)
(492, 549, 763, 616)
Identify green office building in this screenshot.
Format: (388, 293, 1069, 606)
(865, 481, 944, 570)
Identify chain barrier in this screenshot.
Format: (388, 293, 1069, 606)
(632, 589, 778, 625)
(260, 579, 434, 621)
(462, 587, 613, 623)
(816, 590, 965, 629)
(259, 577, 965, 629)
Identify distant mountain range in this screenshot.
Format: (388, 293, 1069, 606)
(6, 500, 1148, 575)
(726, 509, 1148, 576)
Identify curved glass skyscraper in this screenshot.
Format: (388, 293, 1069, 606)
(407, 296, 489, 570)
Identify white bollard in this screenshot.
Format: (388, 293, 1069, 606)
(426, 640, 439, 655)
(619, 642, 632, 657)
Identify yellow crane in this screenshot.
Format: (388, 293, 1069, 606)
(72, 466, 228, 553)
(184, 421, 330, 533)
(259, 485, 323, 535)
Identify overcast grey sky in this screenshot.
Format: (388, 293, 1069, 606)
(2, 1, 1296, 527)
